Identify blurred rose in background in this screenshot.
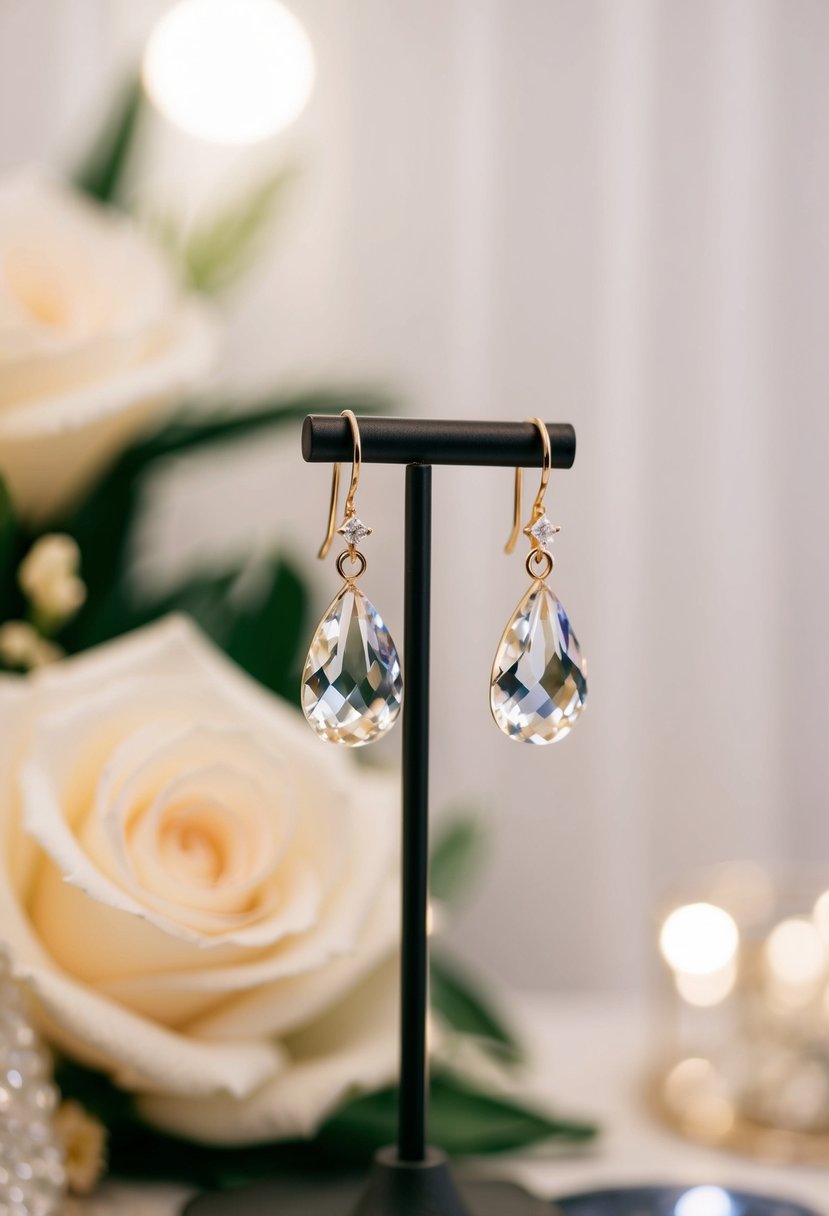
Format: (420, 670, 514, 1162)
(0, 175, 214, 520)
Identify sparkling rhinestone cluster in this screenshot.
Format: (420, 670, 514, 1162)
(0, 955, 65, 1216)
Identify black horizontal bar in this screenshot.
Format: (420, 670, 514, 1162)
(301, 416, 576, 468)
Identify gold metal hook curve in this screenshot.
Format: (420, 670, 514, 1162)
(318, 410, 362, 559)
(505, 417, 552, 553)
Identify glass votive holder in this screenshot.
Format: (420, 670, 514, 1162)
(557, 1184, 820, 1216)
(653, 862, 829, 1164)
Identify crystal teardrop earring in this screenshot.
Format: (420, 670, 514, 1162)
(301, 410, 403, 746)
(490, 417, 587, 744)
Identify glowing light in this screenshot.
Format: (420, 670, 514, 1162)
(143, 0, 315, 145)
(766, 917, 826, 988)
(664, 1056, 716, 1103)
(675, 958, 737, 1007)
(675, 1187, 735, 1216)
(660, 903, 739, 976)
(663, 1058, 735, 1135)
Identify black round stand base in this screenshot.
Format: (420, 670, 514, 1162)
(182, 1147, 551, 1216)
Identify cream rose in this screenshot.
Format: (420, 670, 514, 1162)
(0, 175, 216, 522)
(0, 617, 400, 1144)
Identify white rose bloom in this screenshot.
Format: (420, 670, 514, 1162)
(0, 617, 400, 1144)
(0, 175, 216, 522)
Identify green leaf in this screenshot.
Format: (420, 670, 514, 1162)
(319, 1073, 597, 1162)
(177, 169, 295, 295)
(66, 556, 308, 705)
(0, 477, 28, 626)
(0, 476, 18, 590)
(73, 74, 144, 205)
(58, 582, 139, 653)
(125, 556, 308, 702)
(430, 813, 487, 907)
(56, 1058, 135, 1129)
(57, 456, 144, 640)
(431, 954, 523, 1062)
(223, 560, 308, 703)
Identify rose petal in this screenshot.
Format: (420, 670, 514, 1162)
(0, 303, 216, 521)
(85, 773, 397, 1002)
(22, 674, 348, 947)
(89, 723, 303, 922)
(137, 957, 399, 1143)
(13, 958, 284, 1098)
(189, 879, 399, 1040)
(0, 678, 58, 969)
(0, 173, 173, 347)
(26, 851, 316, 1031)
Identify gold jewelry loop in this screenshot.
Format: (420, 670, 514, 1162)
(525, 549, 554, 581)
(505, 418, 552, 553)
(336, 549, 367, 581)
(318, 410, 363, 559)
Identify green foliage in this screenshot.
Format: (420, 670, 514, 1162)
(320, 1074, 596, 1163)
(73, 74, 144, 206)
(65, 556, 307, 704)
(430, 813, 488, 908)
(0, 478, 19, 600)
(176, 169, 296, 295)
(431, 954, 523, 1063)
(221, 560, 307, 702)
(71, 70, 292, 294)
(56, 1059, 596, 1189)
(0, 478, 28, 630)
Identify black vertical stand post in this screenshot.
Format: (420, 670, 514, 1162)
(304, 418, 575, 1216)
(399, 464, 431, 1163)
(184, 417, 575, 1216)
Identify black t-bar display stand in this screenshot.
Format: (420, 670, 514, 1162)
(184, 417, 576, 1216)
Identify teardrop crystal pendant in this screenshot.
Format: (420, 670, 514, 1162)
(302, 583, 403, 746)
(490, 580, 587, 744)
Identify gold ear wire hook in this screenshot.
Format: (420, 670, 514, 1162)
(318, 410, 362, 559)
(505, 418, 552, 553)
(505, 467, 524, 555)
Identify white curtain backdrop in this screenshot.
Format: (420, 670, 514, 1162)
(2, 0, 828, 990)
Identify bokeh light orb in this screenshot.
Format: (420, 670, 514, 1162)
(674, 1187, 735, 1216)
(766, 917, 826, 988)
(143, 0, 315, 145)
(659, 902, 739, 977)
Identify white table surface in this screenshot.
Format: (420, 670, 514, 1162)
(79, 995, 829, 1215)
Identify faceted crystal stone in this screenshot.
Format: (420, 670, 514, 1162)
(528, 513, 560, 552)
(339, 516, 372, 546)
(490, 580, 587, 744)
(302, 584, 402, 745)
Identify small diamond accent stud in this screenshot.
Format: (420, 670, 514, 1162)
(339, 515, 373, 546)
(527, 514, 560, 553)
